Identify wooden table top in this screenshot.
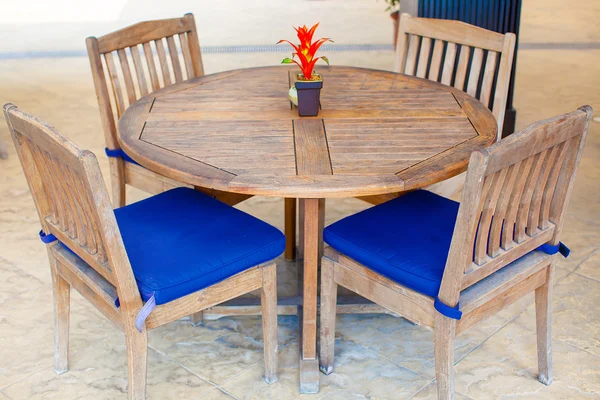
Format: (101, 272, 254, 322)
(118, 65, 497, 198)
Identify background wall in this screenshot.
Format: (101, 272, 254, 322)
(0, 0, 394, 54)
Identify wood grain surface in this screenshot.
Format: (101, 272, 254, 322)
(118, 65, 497, 198)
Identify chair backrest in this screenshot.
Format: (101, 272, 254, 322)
(86, 13, 204, 149)
(394, 13, 515, 139)
(3, 104, 141, 311)
(438, 106, 592, 305)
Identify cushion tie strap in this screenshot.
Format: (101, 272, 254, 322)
(105, 148, 139, 165)
(135, 295, 157, 332)
(538, 242, 570, 258)
(39, 230, 57, 244)
(434, 297, 462, 320)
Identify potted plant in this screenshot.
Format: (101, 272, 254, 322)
(278, 23, 332, 117)
(384, 0, 401, 48)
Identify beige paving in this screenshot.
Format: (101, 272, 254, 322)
(0, 1, 599, 400)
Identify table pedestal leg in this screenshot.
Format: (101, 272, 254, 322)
(299, 198, 323, 393)
(284, 198, 297, 260)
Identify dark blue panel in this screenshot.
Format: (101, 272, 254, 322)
(419, 0, 521, 36)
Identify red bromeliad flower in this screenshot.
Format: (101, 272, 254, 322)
(278, 23, 332, 80)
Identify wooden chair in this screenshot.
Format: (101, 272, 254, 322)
(359, 13, 517, 203)
(87, 14, 202, 206)
(86, 14, 297, 265)
(319, 106, 592, 399)
(4, 104, 280, 400)
(394, 13, 515, 137)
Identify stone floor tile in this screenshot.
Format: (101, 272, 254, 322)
(453, 318, 600, 399)
(0, 263, 113, 389)
(409, 382, 473, 400)
(4, 339, 214, 400)
(148, 315, 298, 386)
(336, 308, 514, 379)
(553, 215, 600, 272)
(505, 272, 600, 357)
(574, 249, 600, 282)
(221, 339, 431, 400)
(193, 387, 237, 400)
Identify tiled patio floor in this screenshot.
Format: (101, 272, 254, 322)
(0, 1, 599, 399)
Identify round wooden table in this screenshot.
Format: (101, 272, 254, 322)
(118, 65, 497, 393)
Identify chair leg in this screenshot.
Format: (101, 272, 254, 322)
(125, 329, 148, 400)
(298, 199, 305, 259)
(50, 257, 70, 374)
(109, 158, 126, 207)
(284, 198, 297, 260)
(535, 263, 554, 385)
(190, 311, 204, 326)
(434, 313, 457, 400)
(0, 137, 8, 159)
(319, 256, 337, 375)
(261, 263, 278, 384)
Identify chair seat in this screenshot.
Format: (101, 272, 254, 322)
(324, 190, 459, 297)
(114, 187, 285, 305)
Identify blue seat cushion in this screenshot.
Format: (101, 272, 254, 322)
(114, 187, 285, 305)
(104, 147, 139, 165)
(324, 190, 459, 298)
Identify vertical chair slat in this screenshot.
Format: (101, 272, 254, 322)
(527, 145, 561, 235)
(6, 131, 52, 228)
(453, 45, 470, 91)
(104, 52, 127, 118)
(539, 140, 570, 230)
(166, 35, 183, 83)
(117, 48, 137, 106)
(404, 35, 420, 75)
(155, 39, 172, 86)
(501, 157, 535, 250)
(416, 37, 432, 78)
(184, 13, 205, 77)
(474, 168, 508, 265)
(514, 150, 548, 243)
(479, 51, 498, 108)
(466, 48, 484, 97)
(491, 33, 516, 135)
(440, 42, 457, 85)
(68, 166, 99, 254)
(130, 45, 149, 96)
(428, 40, 445, 81)
(179, 33, 195, 80)
(36, 150, 66, 231)
(64, 165, 88, 247)
(487, 161, 520, 257)
(142, 42, 161, 91)
(394, 29, 410, 74)
(548, 133, 587, 243)
(48, 155, 77, 238)
(30, 145, 61, 227)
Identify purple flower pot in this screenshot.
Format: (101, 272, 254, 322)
(295, 76, 323, 117)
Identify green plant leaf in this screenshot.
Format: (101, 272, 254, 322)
(321, 56, 330, 65)
(281, 58, 294, 64)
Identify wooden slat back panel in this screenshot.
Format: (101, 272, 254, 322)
(86, 13, 204, 149)
(394, 13, 515, 139)
(438, 106, 592, 305)
(3, 105, 143, 307)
